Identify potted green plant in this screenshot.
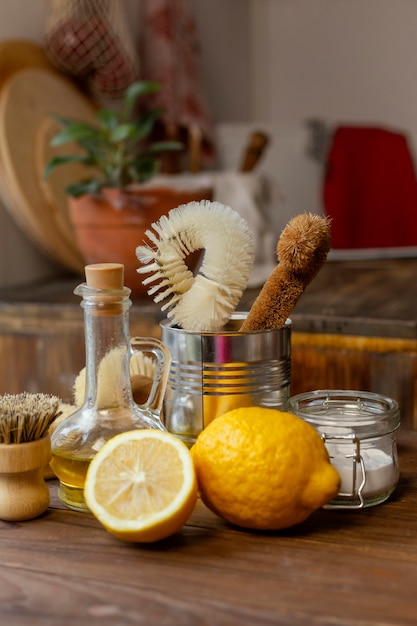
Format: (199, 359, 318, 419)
(44, 80, 212, 297)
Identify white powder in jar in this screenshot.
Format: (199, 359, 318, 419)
(326, 445, 399, 499)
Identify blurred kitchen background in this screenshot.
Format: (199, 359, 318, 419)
(1, 0, 417, 288)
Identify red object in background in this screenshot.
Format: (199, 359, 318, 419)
(44, 0, 139, 98)
(323, 126, 417, 249)
(141, 0, 214, 160)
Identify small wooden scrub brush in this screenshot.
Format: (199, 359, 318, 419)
(72, 348, 156, 408)
(241, 213, 331, 331)
(0, 392, 61, 521)
(136, 200, 255, 331)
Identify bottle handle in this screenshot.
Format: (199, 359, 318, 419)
(130, 337, 171, 417)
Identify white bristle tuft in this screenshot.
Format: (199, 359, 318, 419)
(136, 200, 255, 331)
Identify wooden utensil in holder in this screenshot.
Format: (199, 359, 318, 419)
(239, 131, 269, 172)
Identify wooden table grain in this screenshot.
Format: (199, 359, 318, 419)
(1, 429, 417, 626)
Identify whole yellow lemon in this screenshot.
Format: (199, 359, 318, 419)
(191, 407, 340, 530)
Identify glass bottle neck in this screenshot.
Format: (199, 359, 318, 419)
(81, 293, 134, 410)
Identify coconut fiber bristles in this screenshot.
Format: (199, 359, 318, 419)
(241, 213, 331, 331)
(0, 392, 61, 444)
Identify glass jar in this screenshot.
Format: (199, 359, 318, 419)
(287, 390, 400, 508)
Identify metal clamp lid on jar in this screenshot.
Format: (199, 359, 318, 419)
(287, 390, 401, 509)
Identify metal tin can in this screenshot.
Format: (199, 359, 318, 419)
(161, 313, 291, 445)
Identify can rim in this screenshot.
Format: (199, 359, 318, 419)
(160, 313, 292, 336)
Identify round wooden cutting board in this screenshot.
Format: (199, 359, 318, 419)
(34, 116, 95, 269)
(0, 39, 57, 90)
(0, 67, 97, 272)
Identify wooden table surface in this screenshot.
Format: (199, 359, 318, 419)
(289, 256, 417, 339)
(1, 257, 416, 344)
(1, 429, 417, 626)
(2, 257, 417, 336)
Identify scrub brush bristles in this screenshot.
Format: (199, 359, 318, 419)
(0, 392, 61, 444)
(136, 200, 255, 331)
(241, 212, 331, 331)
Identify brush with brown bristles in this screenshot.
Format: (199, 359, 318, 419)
(240, 213, 331, 331)
(0, 392, 61, 444)
(0, 393, 62, 521)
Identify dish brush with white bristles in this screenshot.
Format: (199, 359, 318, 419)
(136, 200, 255, 331)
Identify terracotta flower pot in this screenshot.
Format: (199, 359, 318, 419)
(68, 179, 213, 297)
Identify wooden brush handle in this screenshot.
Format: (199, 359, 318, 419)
(240, 267, 304, 331)
(239, 131, 269, 172)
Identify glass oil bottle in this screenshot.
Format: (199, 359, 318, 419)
(50, 263, 170, 511)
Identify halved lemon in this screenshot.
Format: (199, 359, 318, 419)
(84, 430, 198, 542)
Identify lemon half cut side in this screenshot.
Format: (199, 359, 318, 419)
(84, 430, 198, 543)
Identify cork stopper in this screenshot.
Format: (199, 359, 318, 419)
(84, 263, 124, 290)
